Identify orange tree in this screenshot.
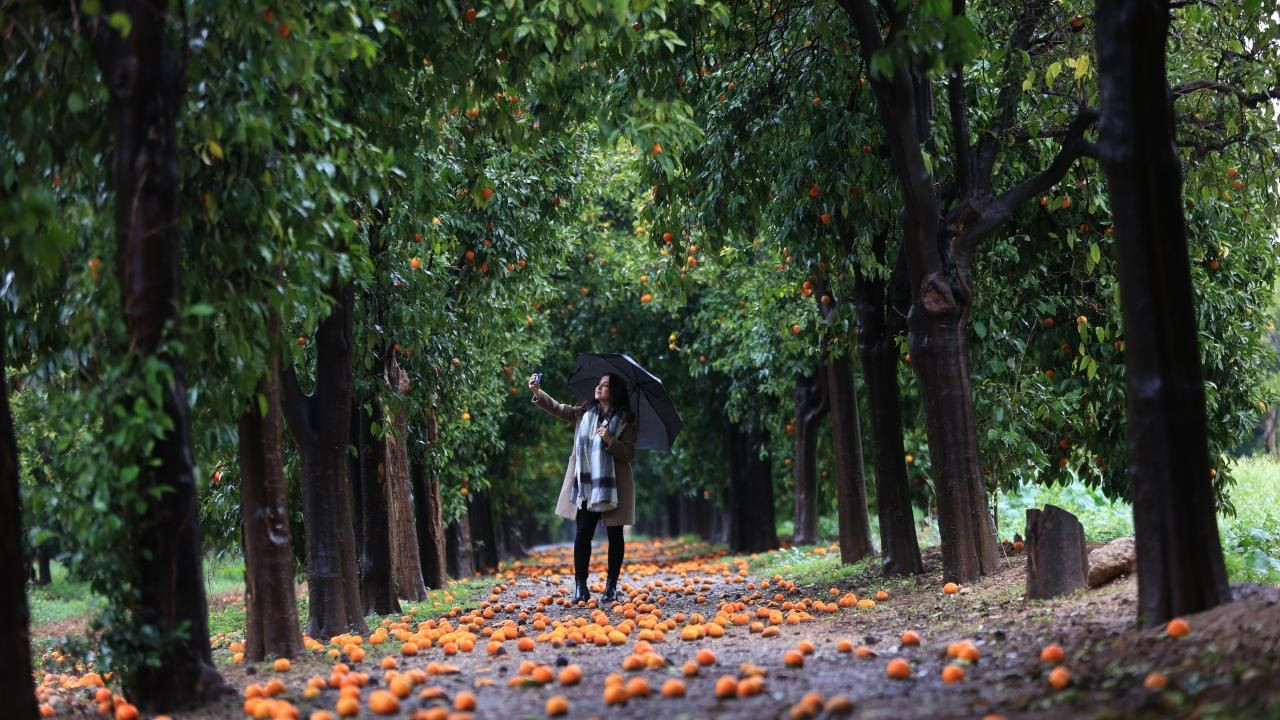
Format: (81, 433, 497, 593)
(3, 0, 730, 711)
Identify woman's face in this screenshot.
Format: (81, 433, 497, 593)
(594, 376, 611, 404)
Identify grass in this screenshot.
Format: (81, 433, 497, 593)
(27, 562, 96, 628)
(995, 454, 1280, 583)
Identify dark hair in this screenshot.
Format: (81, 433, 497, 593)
(591, 372, 631, 420)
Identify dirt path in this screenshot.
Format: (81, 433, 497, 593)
(33, 539, 1280, 719)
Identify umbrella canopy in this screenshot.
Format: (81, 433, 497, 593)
(566, 353, 683, 451)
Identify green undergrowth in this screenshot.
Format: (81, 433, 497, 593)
(995, 454, 1280, 583)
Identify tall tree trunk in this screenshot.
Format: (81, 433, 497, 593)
(855, 264, 923, 576)
(281, 284, 367, 638)
(446, 515, 474, 579)
(238, 319, 303, 659)
(90, 4, 226, 705)
(410, 447, 447, 588)
(727, 423, 779, 553)
(1, 322, 38, 720)
(385, 357, 428, 601)
(355, 391, 398, 615)
(469, 491, 499, 574)
(792, 368, 829, 545)
(1096, 0, 1230, 626)
(843, 0, 997, 582)
(827, 353, 875, 562)
(909, 302, 999, 581)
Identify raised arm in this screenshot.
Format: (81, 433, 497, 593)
(530, 387, 580, 424)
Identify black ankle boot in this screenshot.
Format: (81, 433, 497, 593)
(602, 579, 619, 603)
(572, 580, 590, 603)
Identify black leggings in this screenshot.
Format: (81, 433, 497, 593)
(574, 507, 624, 584)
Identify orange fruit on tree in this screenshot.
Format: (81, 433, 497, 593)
(885, 658, 911, 679)
(791, 324, 802, 335)
(410, 257, 422, 270)
(1166, 618, 1190, 638)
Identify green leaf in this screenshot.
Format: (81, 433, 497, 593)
(108, 11, 132, 37)
(208, 140, 224, 160)
(184, 303, 216, 317)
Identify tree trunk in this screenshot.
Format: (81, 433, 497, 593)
(726, 423, 779, 553)
(238, 333, 303, 660)
(446, 515, 474, 579)
(90, 4, 226, 705)
(34, 550, 51, 587)
(281, 284, 368, 638)
(0, 322, 38, 720)
(355, 391, 398, 615)
(469, 491, 499, 574)
(827, 353, 875, 563)
(1096, 0, 1231, 626)
(910, 301, 1000, 582)
(385, 357, 428, 601)
(410, 448, 448, 588)
(792, 368, 829, 545)
(855, 263, 923, 576)
(1025, 505, 1089, 600)
(844, 0, 998, 583)
(1264, 407, 1278, 459)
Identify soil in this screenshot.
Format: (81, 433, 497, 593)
(32, 540, 1280, 719)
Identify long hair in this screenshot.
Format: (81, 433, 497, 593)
(588, 372, 632, 421)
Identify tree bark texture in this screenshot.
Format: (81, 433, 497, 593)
(410, 446, 448, 588)
(446, 515, 474, 579)
(826, 353, 875, 563)
(238, 342, 303, 660)
(355, 392, 398, 615)
(726, 423, 779, 554)
(854, 263, 924, 576)
(1096, 0, 1230, 626)
(1, 324, 38, 720)
(89, 3, 226, 706)
(792, 368, 829, 546)
(384, 357, 428, 601)
(281, 284, 368, 638)
(909, 284, 1000, 582)
(842, 0, 997, 582)
(469, 491, 499, 574)
(1025, 505, 1088, 600)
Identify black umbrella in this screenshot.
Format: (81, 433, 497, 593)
(566, 353, 683, 451)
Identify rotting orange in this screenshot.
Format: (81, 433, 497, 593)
(885, 658, 911, 679)
(1048, 666, 1072, 691)
(1039, 643, 1065, 664)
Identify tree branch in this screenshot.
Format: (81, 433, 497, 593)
(279, 362, 313, 447)
(1172, 79, 1280, 108)
(973, 0, 1047, 192)
(956, 108, 1099, 254)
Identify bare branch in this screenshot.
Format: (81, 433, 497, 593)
(1172, 79, 1280, 108)
(956, 108, 1099, 254)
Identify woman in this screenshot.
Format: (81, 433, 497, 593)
(529, 371, 637, 603)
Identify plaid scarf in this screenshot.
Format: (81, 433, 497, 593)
(573, 407, 620, 513)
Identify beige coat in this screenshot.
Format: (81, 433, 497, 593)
(532, 389, 636, 527)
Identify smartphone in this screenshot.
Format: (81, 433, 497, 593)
(532, 372, 543, 386)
